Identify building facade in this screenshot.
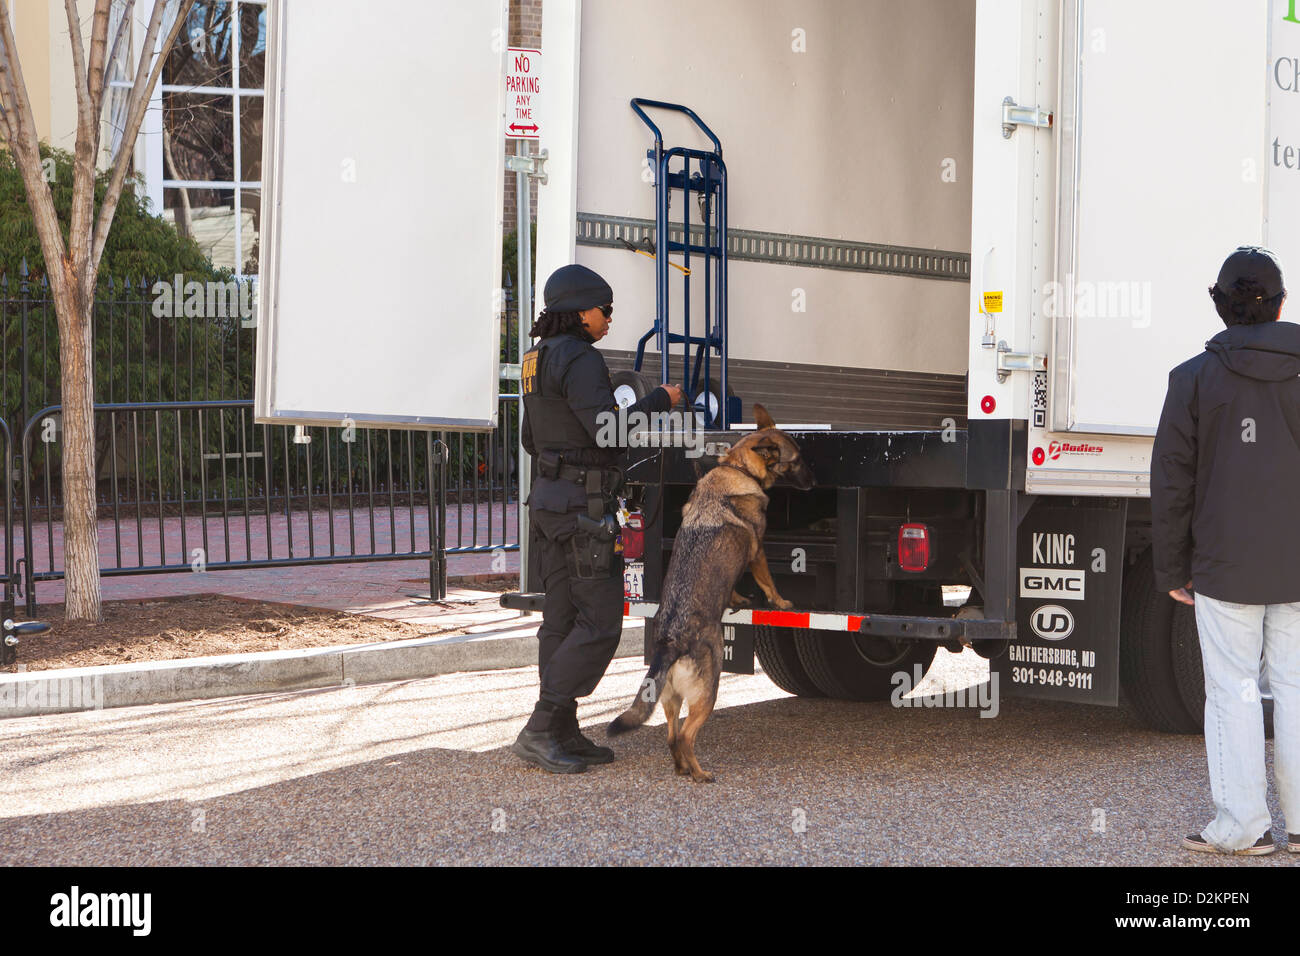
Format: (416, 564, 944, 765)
(8, 0, 540, 278)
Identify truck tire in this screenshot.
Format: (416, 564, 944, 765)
(1171, 603, 1205, 728)
(1170, 598, 1275, 740)
(1119, 549, 1201, 734)
(754, 625, 825, 698)
(793, 629, 938, 701)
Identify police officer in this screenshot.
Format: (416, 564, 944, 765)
(512, 264, 684, 773)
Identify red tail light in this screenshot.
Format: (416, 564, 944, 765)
(897, 523, 930, 573)
(621, 511, 645, 560)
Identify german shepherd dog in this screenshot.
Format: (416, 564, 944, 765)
(608, 405, 815, 781)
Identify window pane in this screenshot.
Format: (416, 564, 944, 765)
(164, 2, 233, 88)
(237, 1, 268, 90)
(164, 93, 235, 182)
(241, 189, 261, 275)
(164, 187, 237, 271)
(239, 94, 263, 181)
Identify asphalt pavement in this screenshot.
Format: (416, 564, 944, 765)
(0, 648, 1291, 866)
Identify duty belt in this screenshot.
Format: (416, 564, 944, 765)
(537, 451, 622, 521)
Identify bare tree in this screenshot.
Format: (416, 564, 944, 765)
(0, 0, 196, 620)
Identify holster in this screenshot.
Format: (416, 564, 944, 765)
(568, 471, 621, 579)
(568, 521, 619, 579)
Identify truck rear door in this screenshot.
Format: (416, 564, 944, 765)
(969, 0, 1290, 497)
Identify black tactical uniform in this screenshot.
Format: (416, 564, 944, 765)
(512, 264, 672, 773)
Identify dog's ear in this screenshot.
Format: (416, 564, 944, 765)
(753, 403, 776, 431)
(752, 435, 781, 464)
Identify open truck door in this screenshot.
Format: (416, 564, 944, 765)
(976, 1, 1291, 725)
(255, 0, 508, 433)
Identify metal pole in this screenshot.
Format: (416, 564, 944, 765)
(658, 149, 670, 390)
(515, 138, 533, 591)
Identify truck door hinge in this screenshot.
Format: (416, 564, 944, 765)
(1001, 97, 1053, 138)
(995, 340, 1046, 383)
(505, 148, 549, 185)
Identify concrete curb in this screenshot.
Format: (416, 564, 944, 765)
(0, 622, 646, 719)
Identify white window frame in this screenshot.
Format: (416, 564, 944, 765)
(108, 0, 267, 276)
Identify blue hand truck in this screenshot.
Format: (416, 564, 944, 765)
(628, 99, 736, 429)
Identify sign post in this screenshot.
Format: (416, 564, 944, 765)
(506, 48, 545, 591)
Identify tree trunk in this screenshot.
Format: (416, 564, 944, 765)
(57, 268, 101, 622)
(1, 0, 197, 623)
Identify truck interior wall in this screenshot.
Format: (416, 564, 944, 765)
(571, 0, 977, 409)
(604, 350, 966, 430)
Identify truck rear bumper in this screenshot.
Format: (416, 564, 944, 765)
(499, 592, 1015, 642)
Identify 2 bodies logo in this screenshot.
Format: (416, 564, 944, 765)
(1046, 440, 1103, 459)
(1031, 439, 1105, 467)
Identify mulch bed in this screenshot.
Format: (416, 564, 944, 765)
(8, 595, 432, 673)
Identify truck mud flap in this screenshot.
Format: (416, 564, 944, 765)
(999, 498, 1126, 705)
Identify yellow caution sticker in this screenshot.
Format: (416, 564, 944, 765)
(983, 291, 1003, 314)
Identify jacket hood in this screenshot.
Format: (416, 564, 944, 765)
(1205, 321, 1300, 381)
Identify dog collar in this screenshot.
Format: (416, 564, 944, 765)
(715, 461, 764, 484)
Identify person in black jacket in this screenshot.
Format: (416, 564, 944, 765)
(1152, 246, 1299, 856)
(512, 264, 683, 774)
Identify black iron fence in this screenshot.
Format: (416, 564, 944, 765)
(0, 266, 522, 610)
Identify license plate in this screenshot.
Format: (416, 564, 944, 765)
(623, 561, 644, 601)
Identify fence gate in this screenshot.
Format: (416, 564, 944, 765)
(0, 416, 48, 662)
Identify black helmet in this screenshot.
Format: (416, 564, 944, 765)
(543, 264, 613, 312)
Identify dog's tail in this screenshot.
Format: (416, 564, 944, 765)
(607, 645, 672, 735)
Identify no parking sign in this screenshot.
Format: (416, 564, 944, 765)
(505, 48, 542, 139)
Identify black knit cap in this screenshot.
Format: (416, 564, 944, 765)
(1215, 246, 1286, 299)
(543, 264, 613, 312)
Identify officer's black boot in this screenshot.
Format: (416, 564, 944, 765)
(554, 702, 615, 764)
(512, 701, 587, 774)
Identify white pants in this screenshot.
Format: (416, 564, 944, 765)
(1194, 594, 1300, 850)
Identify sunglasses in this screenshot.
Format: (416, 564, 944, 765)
(599, 304, 614, 318)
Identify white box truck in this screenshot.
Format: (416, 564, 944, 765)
(508, 0, 1300, 732)
(255, 0, 1299, 733)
